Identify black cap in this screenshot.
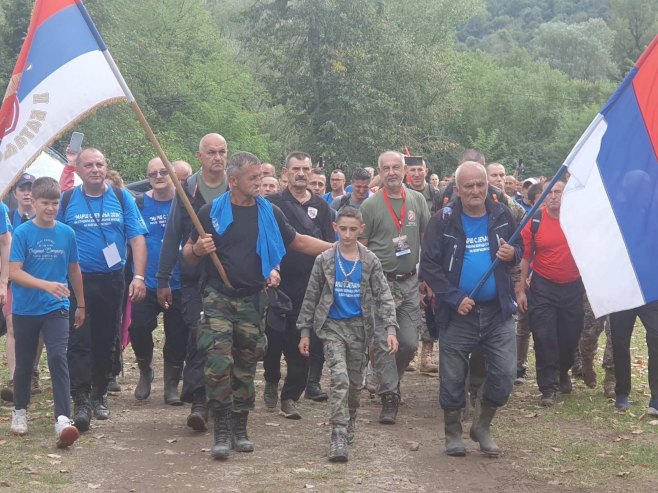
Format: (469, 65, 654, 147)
(15, 173, 35, 189)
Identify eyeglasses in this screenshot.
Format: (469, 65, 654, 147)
(148, 170, 169, 179)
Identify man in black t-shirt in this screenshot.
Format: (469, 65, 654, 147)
(185, 152, 331, 461)
(266, 152, 335, 418)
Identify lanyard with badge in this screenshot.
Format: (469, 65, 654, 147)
(83, 190, 121, 268)
(382, 187, 411, 257)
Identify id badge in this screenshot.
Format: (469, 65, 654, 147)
(102, 242, 122, 268)
(393, 235, 411, 257)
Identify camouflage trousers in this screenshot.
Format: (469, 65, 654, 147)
(579, 296, 614, 369)
(197, 286, 268, 411)
(320, 317, 368, 427)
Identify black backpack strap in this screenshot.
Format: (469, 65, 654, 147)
(110, 185, 125, 212)
(338, 193, 351, 210)
(530, 209, 542, 258)
(60, 188, 76, 220)
(134, 192, 145, 211)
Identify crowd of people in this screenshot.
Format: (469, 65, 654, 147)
(0, 134, 656, 462)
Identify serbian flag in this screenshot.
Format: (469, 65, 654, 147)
(0, 0, 133, 198)
(560, 35, 658, 318)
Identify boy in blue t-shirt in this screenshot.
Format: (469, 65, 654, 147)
(0, 201, 11, 308)
(8, 177, 85, 448)
(297, 206, 399, 462)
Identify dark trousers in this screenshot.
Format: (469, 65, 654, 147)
(263, 315, 308, 401)
(529, 274, 584, 393)
(179, 284, 205, 403)
(610, 301, 658, 399)
(68, 270, 125, 397)
(14, 310, 71, 419)
(129, 289, 188, 365)
(307, 329, 325, 385)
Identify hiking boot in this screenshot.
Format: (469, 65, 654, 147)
(31, 370, 41, 395)
(378, 392, 399, 424)
(443, 409, 466, 456)
(231, 411, 254, 452)
(347, 409, 357, 444)
(1, 381, 13, 402)
(55, 416, 80, 449)
(571, 354, 583, 379)
(539, 391, 556, 407)
(304, 382, 328, 402)
(419, 340, 438, 373)
(615, 394, 630, 411)
(187, 396, 208, 432)
(211, 405, 232, 460)
(328, 427, 348, 462)
(107, 376, 122, 393)
(603, 368, 616, 399)
(647, 398, 658, 417)
(92, 394, 110, 420)
(73, 392, 92, 432)
(581, 358, 597, 388)
(163, 363, 183, 406)
(469, 405, 500, 457)
(514, 367, 527, 385)
(11, 409, 28, 436)
(134, 359, 153, 401)
(280, 399, 302, 420)
(559, 373, 572, 394)
(406, 349, 418, 372)
(263, 381, 278, 409)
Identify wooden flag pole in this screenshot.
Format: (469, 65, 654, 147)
(128, 100, 233, 288)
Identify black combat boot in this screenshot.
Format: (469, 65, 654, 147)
(134, 357, 153, 401)
(378, 392, 399, 424)
(187, 391, 208, 432)
(346, 409, 357, 444)
(328, 427, 348, 462)
(469, 404, 500, 457)
(305, 359, 328, 402)
(211, 405, 232, 460)
(163, 362, 183, 406)
(92, 393, 110, 420)
(73, 392, 92, 432)
(231, 411, 254, 452)
(443, 409, 466, 456)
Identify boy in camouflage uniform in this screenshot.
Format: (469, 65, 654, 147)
(298, 206, 399, 462)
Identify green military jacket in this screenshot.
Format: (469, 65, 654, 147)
(297, 242, 399, 340)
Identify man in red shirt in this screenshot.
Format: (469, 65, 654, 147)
(516, 178, 584, 407)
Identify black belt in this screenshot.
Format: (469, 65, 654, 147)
(206, 277, 262, 298)
(385, 268, 417, 282)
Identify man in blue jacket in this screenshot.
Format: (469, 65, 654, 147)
(420, 161, 522, 458)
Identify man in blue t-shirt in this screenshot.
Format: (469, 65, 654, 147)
(420, 161, 522, 458)
(57, 147, 148, 431)
(0, 202, 11, 309)
(129, 157, 187, 406)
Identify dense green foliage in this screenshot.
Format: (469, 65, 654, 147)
(1, 0, 656, 180)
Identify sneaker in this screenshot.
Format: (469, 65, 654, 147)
(280, 399, 302, 419)
(539, 391, 556, 407)
(55, 416, 80, 448)
(1, 381, 14, 402)
(264, 381, 278, 409)
(92, 394, 111, 420)
(11, 409, 28, 436)
(514, 367, 527, 385)
(647, 399, 658, 417)
(31, 371, 42, 395)
(615, 394, 630, 411)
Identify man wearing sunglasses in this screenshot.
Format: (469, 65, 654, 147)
(129, 158, 188, 406)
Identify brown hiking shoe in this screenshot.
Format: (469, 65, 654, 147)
(603, 368, 616, 399)
(582, 359, 597, 388)
(419, 341, 438, 373)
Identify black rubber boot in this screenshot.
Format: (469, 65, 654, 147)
(328, 427, 348, 462)
(211, 405, 232, 460)
(469, 405, 500, 457)
(163, 363, 183, 406)
(444, 409, 466, 456)
(378, 392, 399, 424)
(187, 392, 208, 432)
(73, 392, 92, 432)
(134, 358, 153, 401)
(231, 411, 254, 452)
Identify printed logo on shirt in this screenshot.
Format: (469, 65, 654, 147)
(465, 235, 490, 254)
(29, 238, 65, 261)
(307, 207, 318, 219)
(334, 280, 360, 297)
(72, 211, 122, 228)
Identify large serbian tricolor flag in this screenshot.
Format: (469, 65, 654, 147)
(0, 0, 133, 198)
(561, 35, 658, 318)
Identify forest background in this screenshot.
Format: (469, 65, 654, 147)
(0, 0, 656, 181)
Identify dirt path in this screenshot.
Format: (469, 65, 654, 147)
(63, 350, 581, 493)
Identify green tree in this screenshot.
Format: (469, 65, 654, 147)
(610, 0, 658, 77)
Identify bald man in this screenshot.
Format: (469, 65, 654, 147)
(173, 160, 193, 182)
(157, 133, 229, 432)
(261, 162, 277, 178)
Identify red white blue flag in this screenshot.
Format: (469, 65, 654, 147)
(561, 35, 658, 317)
(0, 0, 133, 197)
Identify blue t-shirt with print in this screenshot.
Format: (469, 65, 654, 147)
(0, 203, 11, 235)
(458, 213, 497, 302)
(57, 185, 147, 273)
(328, 252, 362, 319)
(10, 220, 79, 316)
(140, 194, 180, 291)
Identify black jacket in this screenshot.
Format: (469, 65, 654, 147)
(419, 198, 523, 335)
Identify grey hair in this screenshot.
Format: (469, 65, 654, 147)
(455, 161, 487, 187)
(377, 150, 405, 168)
(227, 151, 261, 178)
